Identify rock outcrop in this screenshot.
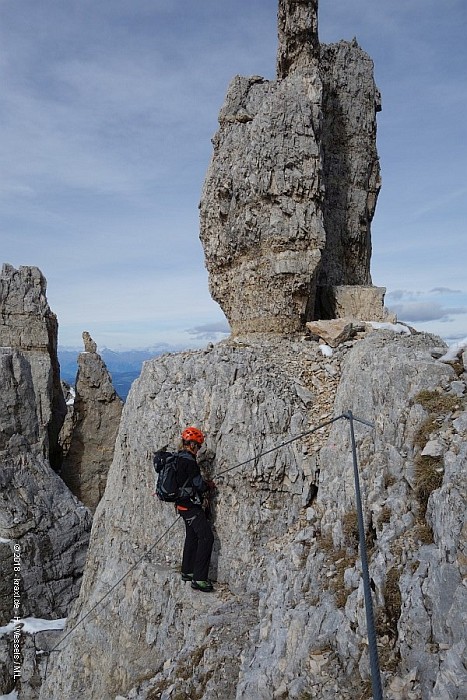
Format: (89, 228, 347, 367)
(0, 264, 66, 468)
(60, 332, 123, 512)
(0, 266, 92, 698)
(0, 439, 92, 698)
(318, 40, 381, 290)
(199, 1, 385, 335)
(40, 329, 467, 700)
(59, 380, 75, 457)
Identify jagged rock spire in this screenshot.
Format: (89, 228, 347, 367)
(60, 332, 123, 512)
(276, 0, 319, 78)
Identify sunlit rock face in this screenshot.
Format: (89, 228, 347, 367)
(200, 0, 382, 335)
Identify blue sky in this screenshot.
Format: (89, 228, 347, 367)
(1, 0, 466, 349)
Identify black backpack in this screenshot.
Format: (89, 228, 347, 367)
(153, 451, 189, 502)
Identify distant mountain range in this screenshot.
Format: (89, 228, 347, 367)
(58, 346, 180, 400)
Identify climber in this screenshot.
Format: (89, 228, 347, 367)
(176, 427, 215, 593)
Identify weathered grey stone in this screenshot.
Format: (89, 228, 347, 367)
(306, 319, 355, 347)
(40, 339, 313, 699)
(0, 541, 14, 626)
(450, 380, 465, 397)
(0, 265, 91, 698)
(453, 411, 467, 434)
(59, 381, 75, 457)
(421, 439, 444, 458)
(0, 636, 13, 696)
(40, 331, 466, 700)
(0, 264, 66, 468)
(200, 5, 383, 334)
(318, 41, 381, 288)
(0, 436, 91, 697)
(316, 285, 394, 322)
(276, 0, 319, 79)
(0, 350, 39, 451)
(430, 641, 467, 700)
(317, 333, 466, 700)
(82, 331, 97, 353)
(200, 69, 324, 334)
(60, 333, 123, 512)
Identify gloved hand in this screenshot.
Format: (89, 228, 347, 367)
(205, 479, 216, 492)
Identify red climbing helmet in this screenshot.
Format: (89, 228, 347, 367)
(181, 426, 205, 445)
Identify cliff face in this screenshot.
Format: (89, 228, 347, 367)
(0, 264, 66, 468)
(0, 265, 92, 699)
(40, 329, 466, 700)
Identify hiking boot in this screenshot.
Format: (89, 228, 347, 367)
(191, 579, 214, 592)
(181, 573, 193, 581)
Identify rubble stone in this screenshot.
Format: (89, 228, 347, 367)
(306, 319, 355, 347)
(421, 440, 444, 458)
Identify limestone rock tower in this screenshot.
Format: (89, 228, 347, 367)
(60, 332, 123, 511)
(200, 0, 385, 334)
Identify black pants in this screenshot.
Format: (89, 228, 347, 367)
(179, 506, 214, 581)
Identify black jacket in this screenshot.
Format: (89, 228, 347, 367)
(175, 450, 208, 508)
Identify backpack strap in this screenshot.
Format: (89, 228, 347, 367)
(175, 452, 200, 503)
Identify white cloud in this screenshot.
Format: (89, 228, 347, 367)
(384, 287, 467, 342)
(386, 290, 422, 301)
(430, 287, 462, 295)
(187, 321, 230, 340)
(388, 301, 467, 323)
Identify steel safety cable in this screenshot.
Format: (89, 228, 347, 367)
(213, 413, 347, 478)
(44, 412, 374, 672)
(47, 515, 180, 658)
(45, 414, 345, 661)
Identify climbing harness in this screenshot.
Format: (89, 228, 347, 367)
(43, 410, 383, 700)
